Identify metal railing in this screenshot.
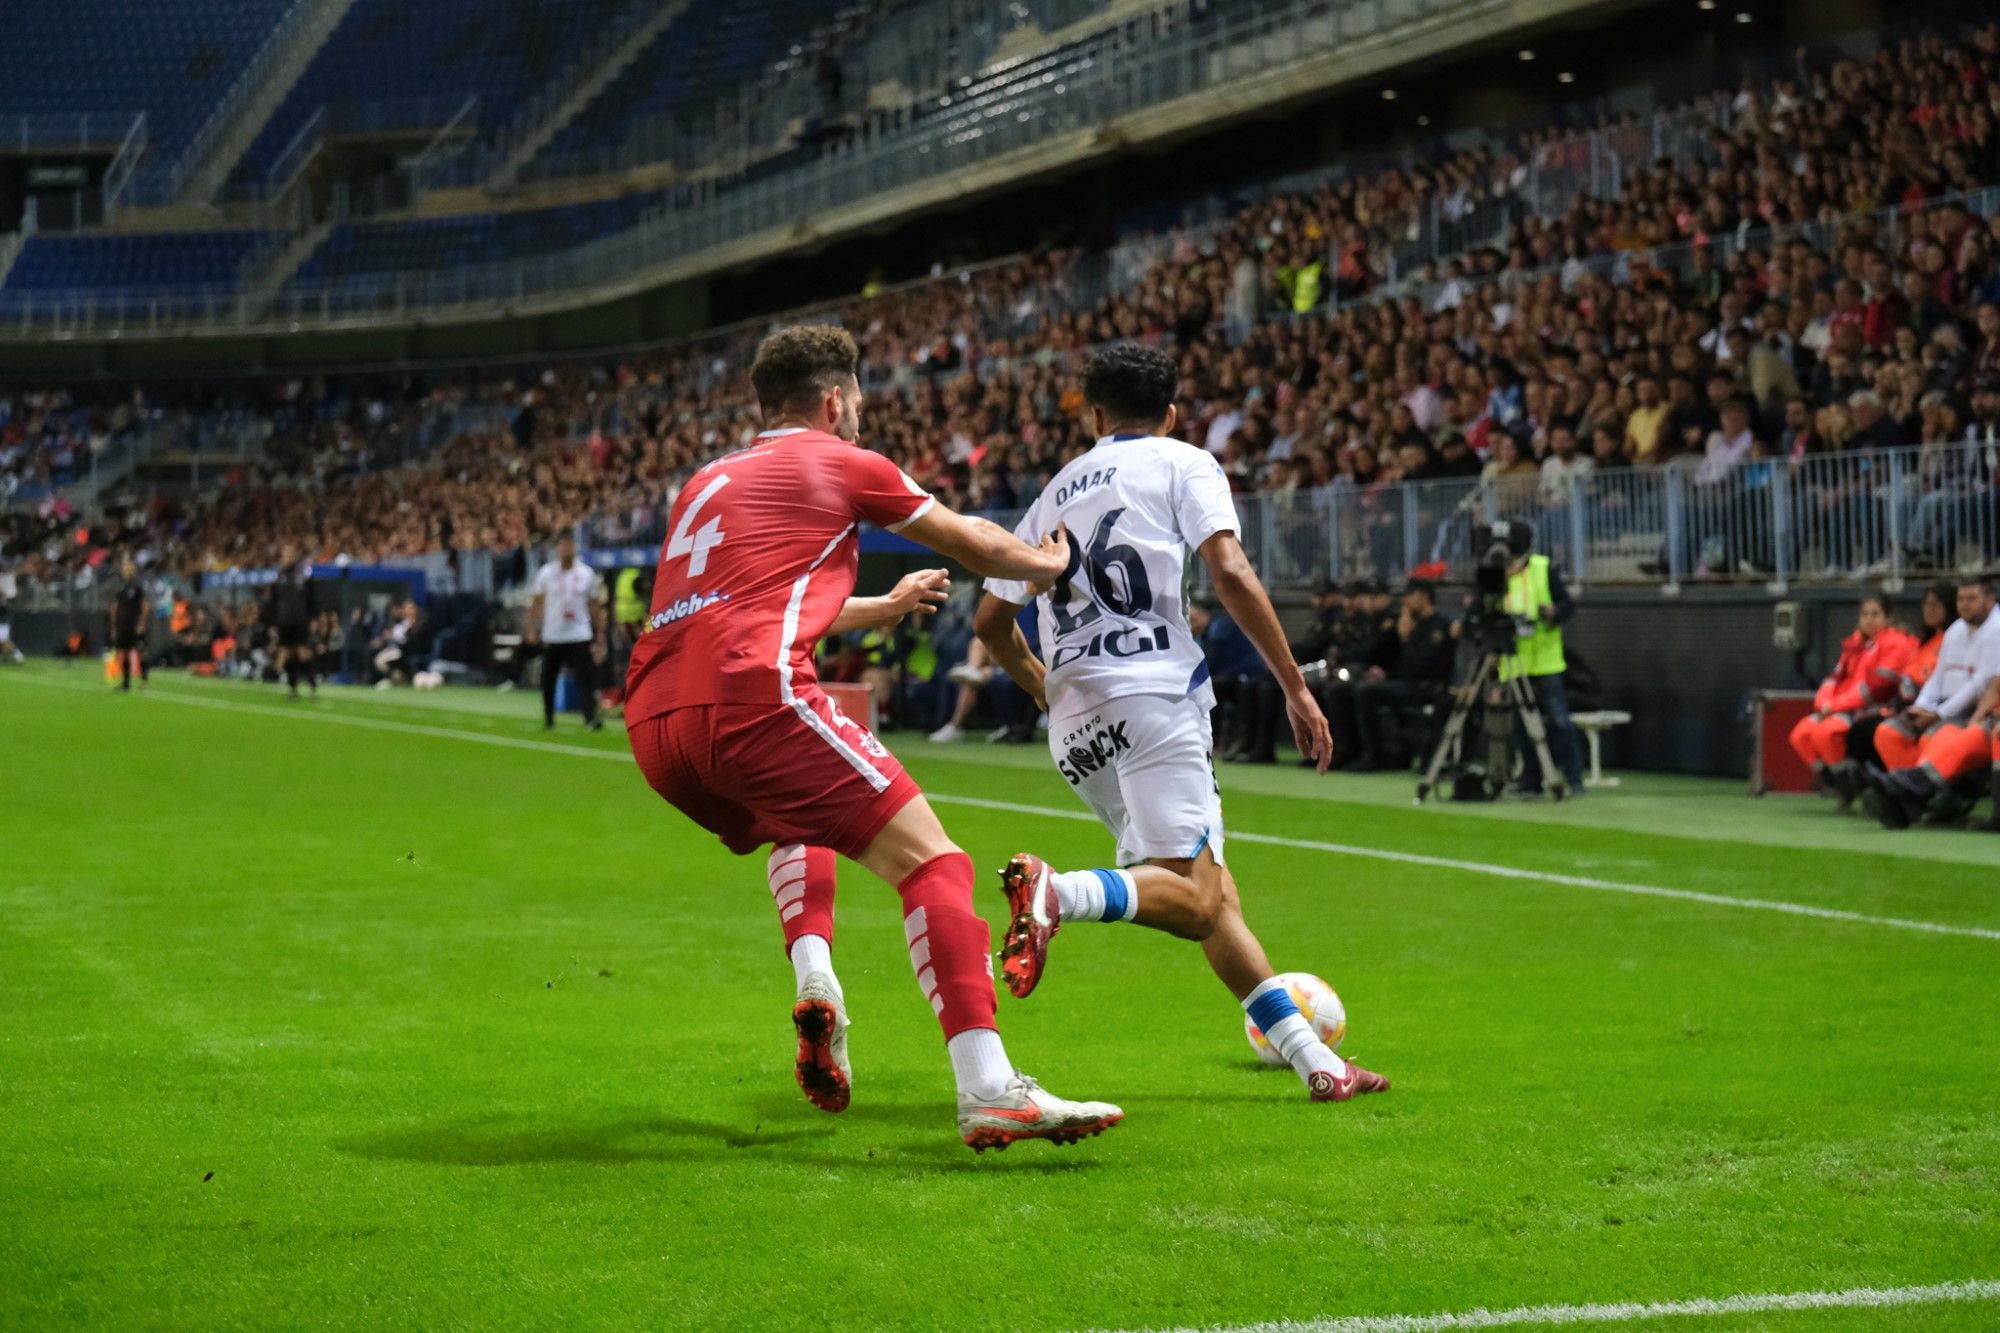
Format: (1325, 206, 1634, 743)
(1242, 440, 2000, 591)
(100, 113, 149, 219)
(415, 0, 672, 192)
(0, 0, 1487, 335)
(0, 0, 1964, 342)
(260, 105, 329, 200)
(257, 0, 1481, 322)
(245, 95, 481, 202)
(0, 112, 144, 150)
(132, 0, 324, 204)
(572, 439, 2000, 592)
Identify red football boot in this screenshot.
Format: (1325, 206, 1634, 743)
(997, 853, 1061, 999)
(1308, 1060, 1392, 1102)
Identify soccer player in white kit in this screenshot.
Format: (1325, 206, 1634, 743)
(974, 343, 1389, 1102)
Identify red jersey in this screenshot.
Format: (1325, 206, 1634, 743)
(624, 428, 934, 720)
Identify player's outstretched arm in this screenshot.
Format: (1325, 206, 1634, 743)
(973, 592, 1048, 711)
(831, 568, 951, 633)
(898, 505, 1068, 584)
(1198, 531, 1333, 773)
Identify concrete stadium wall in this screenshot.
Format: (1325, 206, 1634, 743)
(1295, 583, 1913, 780)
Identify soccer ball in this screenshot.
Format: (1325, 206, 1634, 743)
(412, 670, 443, 690)
(1244, 972, 1346, 1067)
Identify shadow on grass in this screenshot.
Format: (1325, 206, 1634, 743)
(334, 1111, 1104, 1175)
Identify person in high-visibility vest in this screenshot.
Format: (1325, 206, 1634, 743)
(613, 567, 647, 635)
(1498, 548, 1587, 794)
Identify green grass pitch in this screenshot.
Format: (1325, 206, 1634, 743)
(4, 663, 1998, 1330)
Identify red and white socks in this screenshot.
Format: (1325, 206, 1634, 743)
(768, 843, 1014, 1102)
(770, 843, 840, 1000)
(899, 851, 1012, 1101)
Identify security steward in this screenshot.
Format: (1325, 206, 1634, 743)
(1235, 577, 1345, 764)
(1344, 579, 1455, 770)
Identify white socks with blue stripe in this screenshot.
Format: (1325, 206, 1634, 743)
(1048, 868, 1141, 923)
(1243, 976, 1345, 1084)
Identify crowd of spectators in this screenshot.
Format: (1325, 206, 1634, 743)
(6, 25, 2000, 601)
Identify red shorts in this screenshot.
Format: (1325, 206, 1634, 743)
(628, 689, 921, 860)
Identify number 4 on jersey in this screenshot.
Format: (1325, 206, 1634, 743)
(668, 474, 730, 575)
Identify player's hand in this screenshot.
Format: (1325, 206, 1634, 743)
(1032, 523, 1070, 581)
(1286, 685, 1334, 775)
(886, 568, 951, 622)
(524, 627, 540, 647)
(591, 639, 607, 664)
(1908, 707, 1938, 731)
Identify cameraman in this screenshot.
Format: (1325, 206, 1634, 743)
(1500, 544, 1587, 795)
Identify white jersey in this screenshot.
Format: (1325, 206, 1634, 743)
(987, 433, 1239, 720)
(532, 559, 603, 644)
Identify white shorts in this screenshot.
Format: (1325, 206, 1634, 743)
(1050, 692, 1225, 867)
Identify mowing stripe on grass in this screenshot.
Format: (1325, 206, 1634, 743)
(17, 674, 2000, 944)
(1107, 1276, 2000, 1332)
(932, 794, 2000, 942)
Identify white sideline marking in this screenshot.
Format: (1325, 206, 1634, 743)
(1100, 1277, 2000, 1333)
(930, 794, 2000, 943)
(16, 674, 2000, 944)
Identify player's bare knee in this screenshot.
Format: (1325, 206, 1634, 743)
(1146, 856, 1220, 939)
(1190, 853, 1229, 936)
(1189, 878, 1223, 938)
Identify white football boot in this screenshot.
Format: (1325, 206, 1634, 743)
(957, 1071, 1122, 1152)
(791, 972, 851, 1113)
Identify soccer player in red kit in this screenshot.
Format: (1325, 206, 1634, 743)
(625, 325, 1122, 1152)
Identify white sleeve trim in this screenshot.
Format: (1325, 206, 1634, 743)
(982, 577, 1031, 606)
(885, 495, 936, 534)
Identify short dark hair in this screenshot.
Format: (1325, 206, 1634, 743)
(1960, 574, 1996, 595)
(749, 324, 859, 416)
(1083, 343, 1178, 426)
(1404, 578, 1437, 605)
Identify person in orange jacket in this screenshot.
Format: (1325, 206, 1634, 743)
(1865, 577, 2000, 829)
(1824, 583, 1953, 807)
(1868, 673, 2000, 831)
(1789, 594, 1916, 797)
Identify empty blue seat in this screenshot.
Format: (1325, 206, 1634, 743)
(531, 0, 830, 174)
(3, 231, 279, 295)
(0, 0, 292, 166)
(230, 0, 632, 191)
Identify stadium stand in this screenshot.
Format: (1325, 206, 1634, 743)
(0, 0, 290, 166)
(2, 231, 278, 296)
(284, 195, 667, 292)
(8, 24, 2000, 592)
(227, 0, 636, 191)
(528, 0, 842, 176)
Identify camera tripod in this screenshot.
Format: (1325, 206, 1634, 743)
(1415, 647, 1570, 803)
